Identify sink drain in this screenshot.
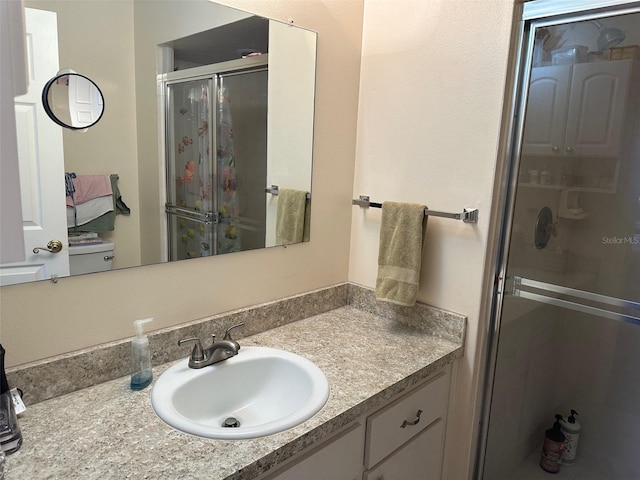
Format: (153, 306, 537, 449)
(222, 417, 241, 428)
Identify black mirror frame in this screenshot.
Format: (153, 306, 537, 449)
(42, 73, 105, 130)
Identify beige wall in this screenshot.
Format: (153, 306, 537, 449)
(24, 0, 142, 270)
(348, 1, 515, 478)
(0, 0, 363, 367)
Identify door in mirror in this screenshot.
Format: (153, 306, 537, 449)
(42, 72, 104, 130)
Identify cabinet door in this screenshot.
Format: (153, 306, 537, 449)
(363, 419, 445, 480)
(564, 59, 631, 157)
(268, 423, 364, 480)
(522, 65, 571, 156)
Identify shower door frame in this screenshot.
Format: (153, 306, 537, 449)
(473, 0, 640, 478)
(157, 55, 268, 262)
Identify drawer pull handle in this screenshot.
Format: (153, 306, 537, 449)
(400, 409, 423, 428)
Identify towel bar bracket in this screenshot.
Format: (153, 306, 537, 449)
(265, 185, 311, 200)
(461, 208, 479, 223)
(352, 195, 374, 208)
(265, 185, 280, 196)
(351, 195, 478, 224)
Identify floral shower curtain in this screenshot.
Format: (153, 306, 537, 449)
(216, 80, 241, 254)
(168, 77, 242, 259)
(170, 80, 214, 259)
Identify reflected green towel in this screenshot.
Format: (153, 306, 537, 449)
(375, 202, 427, 306)
(276, 189, 309, 245)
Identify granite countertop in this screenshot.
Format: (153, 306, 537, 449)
(6, 306, 463, 479)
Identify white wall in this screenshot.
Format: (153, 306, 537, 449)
(349, 1, 515, 478)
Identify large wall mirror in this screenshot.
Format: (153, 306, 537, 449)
(1, 0, 316, 286)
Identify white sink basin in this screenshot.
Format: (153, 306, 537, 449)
(151, 346, 329, 439)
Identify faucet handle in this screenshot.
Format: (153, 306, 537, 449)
(223, 323, 245, 341)
(223, 323, 245, 350)
(178, 337, 204, 361)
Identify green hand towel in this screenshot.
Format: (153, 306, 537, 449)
(375, 202, 427, 306)
(276, 189, 309, 245)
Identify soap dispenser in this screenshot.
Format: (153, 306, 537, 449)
(130, 318, 153, 390)
(560, 409, 580, 465)
(540, 414, 566, 473)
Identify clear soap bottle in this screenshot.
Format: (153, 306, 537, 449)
(130, 318, 153, 390)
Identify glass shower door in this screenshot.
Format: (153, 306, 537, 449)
(215, 69, 268, 254)
(481, 6, 640, 480)
(164, 67, 268, 260)
(166, 78, 216, 261)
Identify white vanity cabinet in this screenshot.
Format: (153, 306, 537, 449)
(263, 422, 366, 480)
(363, 368, 450, 479)
(523, 59, 631, 158)
(363, 420, 445, 480)
(263, 365, 452, 480)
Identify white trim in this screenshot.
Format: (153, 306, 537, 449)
(156, 47, 172, 263)
(163, 55, 268, 84)
(524, 0, 640, 19)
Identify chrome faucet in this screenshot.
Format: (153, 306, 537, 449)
(178, 323, 244, 369)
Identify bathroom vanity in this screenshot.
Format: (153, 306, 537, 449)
(262, 365, 451, 480)
(5, 285, 464, 479)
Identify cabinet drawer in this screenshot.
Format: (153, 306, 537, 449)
(363, 418, 445, 480)
(365, 369, 449, 468)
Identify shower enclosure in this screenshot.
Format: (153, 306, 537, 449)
(478, 2, 640, 479)
(164, 60, 267, 261)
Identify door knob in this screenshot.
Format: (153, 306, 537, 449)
(565, 146, 574, 154)
(33, 240, 63, 254)
(552, 146, 560, 153)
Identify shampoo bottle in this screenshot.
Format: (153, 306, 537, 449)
(130, 318, 153, 390)
(540, 414, 565, 473)
(560, 409, 580, 465)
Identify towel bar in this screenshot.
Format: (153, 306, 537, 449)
(265, 185, 311, 200)
(352, 195, 479, 223)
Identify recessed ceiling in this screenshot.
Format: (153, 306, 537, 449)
(166, 16, 269, 67)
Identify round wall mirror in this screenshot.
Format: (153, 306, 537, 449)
(42, 72, 105, 130)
